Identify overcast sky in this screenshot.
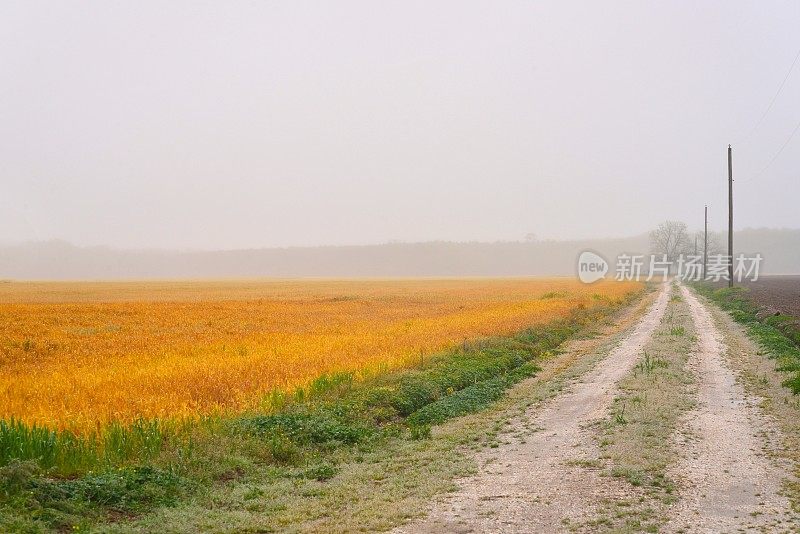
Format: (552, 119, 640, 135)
(1, 1, 798, 250)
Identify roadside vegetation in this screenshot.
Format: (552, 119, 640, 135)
(0, 288, 644, 533)
(694, 284, 800, 393)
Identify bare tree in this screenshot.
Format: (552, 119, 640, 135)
(650, 221, 691, 272)
(692, 230, 725, 257)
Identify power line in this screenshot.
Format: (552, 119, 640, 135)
(741, 115, 800, 183)
(738, 45, 800, 144)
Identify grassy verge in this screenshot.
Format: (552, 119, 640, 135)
(584, 284, 696, 532)
(692, 284, 800, 393)
(0, 289, 645, 533)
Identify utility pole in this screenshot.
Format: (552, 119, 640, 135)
(703, 205, 708, 281)
(728, 145, 734, 287)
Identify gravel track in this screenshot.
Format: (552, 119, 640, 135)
(395, 282, 800, 533)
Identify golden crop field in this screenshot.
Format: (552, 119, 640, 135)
(0, 278, 641, 433)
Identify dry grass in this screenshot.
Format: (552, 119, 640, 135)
(0, 278, 641, 432)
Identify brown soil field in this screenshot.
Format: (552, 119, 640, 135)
(726, 275, 800, 317)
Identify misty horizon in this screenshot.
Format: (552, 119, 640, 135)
(3, 227, 798, 280)
(3, 224, 800, 253)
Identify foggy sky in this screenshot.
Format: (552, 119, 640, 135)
(1, 1, 799, 250)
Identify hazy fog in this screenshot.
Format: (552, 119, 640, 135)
(2, 1, 799, 250)
(3, 229, 799, 279)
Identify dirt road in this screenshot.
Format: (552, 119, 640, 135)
(664, 285, 792, 532)
(396, 283, 799, 533)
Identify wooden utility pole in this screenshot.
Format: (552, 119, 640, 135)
(728, 145, 734, 287)
(703, 205, 708, 281)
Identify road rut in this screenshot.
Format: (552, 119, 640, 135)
(664, 285, 793, 532)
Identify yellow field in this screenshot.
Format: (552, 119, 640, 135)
(0, 278, 641, 432)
